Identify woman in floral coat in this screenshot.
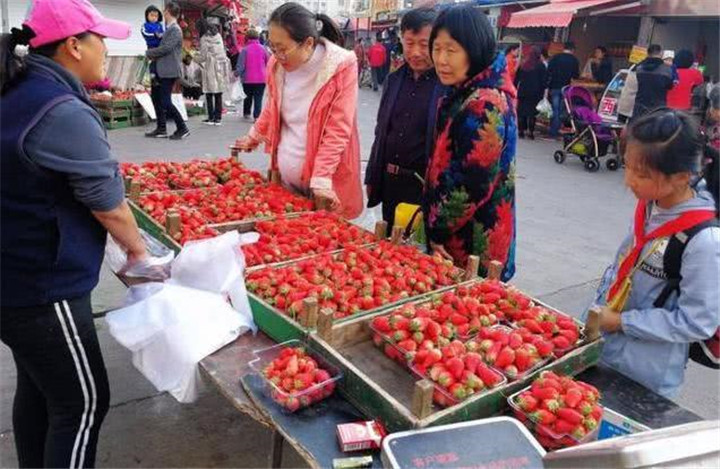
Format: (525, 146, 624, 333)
(424, 5, 518, 281)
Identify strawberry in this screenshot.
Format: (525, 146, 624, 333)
(463, 352, 483, 374)
(372, 316, 391, 333)
(397, 339, 417, 353)
(392, 330, 410, 342)
(409, 317, 429, 332)
(535, 340, 554, 358)
(449, 383, 468, 401)
(446, 357, 465, 380)
(294, 373, 313, 390)
(557, 408, 583, 425)
(564, 388, 583, 408)
(509, 333, 524, 349)
(495, 347, 516, 369)
(314, 369, 331, 382)
(485, 342, 502, 364)
(515, 348, 531, 372)
(285, 396, 300, 412)
(578, 401, 594, 416)
(571, 425, 587, 441)
(583, 417, 598, 431)
(285, 355, 299, 376)
(590, 405, 603, 422)
(429, 364, 445, 381)
(412, 331, 425, 343)
(465, 373, 485, 391)
(504, 365, 519, 380)
(516, 394, 538, 412)
(552, 336, 571, 350)
(531, 386, 559, 401)
(476, 364, 502, 387)
(553, 418, 576, 435)
(530, 409, 557, 425)
(542, 398, 561, 413)
(437, 371, 455, 389)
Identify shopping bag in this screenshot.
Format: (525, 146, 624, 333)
(536, 97, 553, 119)
(105, 230, 175, 281)
(230, 79, 246, 102)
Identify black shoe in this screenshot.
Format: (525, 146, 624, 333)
(213, 119, 222, 126)
(169, 128, 190, 140)
(518, 131, 525, 139)
(145, 129, 168, 138)
(202, 119, 214, 125)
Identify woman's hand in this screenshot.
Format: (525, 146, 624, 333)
(599, 306, 623, 333)
(430, 241, 453, 261)
(234, 135, 259, 152)
(313, 188, 341, 211)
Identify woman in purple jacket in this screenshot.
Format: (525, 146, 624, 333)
(236, 29, 269, 120)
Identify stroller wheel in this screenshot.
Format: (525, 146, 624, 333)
(606, 158, 620, 171)
(553, 150, 566, 164)
(585, 158, 600, 172)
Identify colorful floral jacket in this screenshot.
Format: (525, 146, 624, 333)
(423, 53, 518, 281)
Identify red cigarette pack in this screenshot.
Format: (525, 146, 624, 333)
(337, 420, 387, 452)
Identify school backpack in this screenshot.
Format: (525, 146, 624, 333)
(654, 216, 720, 369)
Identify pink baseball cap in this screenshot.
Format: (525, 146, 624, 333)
(24, 0, 131, 48)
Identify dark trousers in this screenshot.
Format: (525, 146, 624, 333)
(1, 295, 110, 468)
(151, 77, 186, 132)
(381, 172, 424, 233)
(206, 92, 223, 121)
(242, 83, 265, 119)
(518, 116, 536, 134)
(371, 67, 383, 91)
(182, 86, 203, 100)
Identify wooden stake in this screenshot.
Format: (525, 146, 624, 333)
(268, 169, 281, 185)
(166, 209, 181, 236)
(488, 260, 503, 281)
(585, 307, 602, 341)
(317, 308, 335, 343)
(411, 379, 434, 419)
(374, 220, 388, 241)
(390, 225, 404, 245)
(231, 147, 240, 160)
(128, 180, 142, 202)
(464, 255, 480, 281)
(300, 297, 319, 328)
(123, 176, 132, 191)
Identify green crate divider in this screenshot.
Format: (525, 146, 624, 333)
(249, 294, 307, 343)
(105, 118, 132, 130)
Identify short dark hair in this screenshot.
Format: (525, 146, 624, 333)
(165, 2, 181, 18)
(401, 8, 437, 34)
(622, 109, 702, 175)
(564, 41, 575, 50)
(647, 44, 662, 56)
(674, 49, 694, 69)
(430, 5, 496, 79)
(505, 44, 519, 53)
(596, 46, 607, 55)
(246, 29, 259, 40)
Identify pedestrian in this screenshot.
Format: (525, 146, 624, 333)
(368, 36, 387, 91)
(195, 18, 231, 126)
(141, 5, 164, 80)
(354, 37, 367, 78)
(707, 84, 720, 150)
(546, 41, 579, 138)
(632, 44, 674, 120)
(589, 109, 719, 398)
(234, 2, 363, 219)
(617, 64, 638, 124)
(180, 54, 203, 99)
(145, 1, 189, 140)
(424, 5, 517, 281)
(515, 46, 546, 140)
(667, 49, 704, 111)
(0, 1, 148, 467)
(662, 50, 680, 85)
(365, 7, 442, 231)
(236, 28, 269, 121)
(589, 46, 613, 85)
(505, 44, 519, 83)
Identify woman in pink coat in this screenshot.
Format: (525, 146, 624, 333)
(235, 2, 363, 219)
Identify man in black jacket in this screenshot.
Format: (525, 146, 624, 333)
(365, 8, 444, 232)
(546, 42, 579, 137)
(633, 44, 675, 120)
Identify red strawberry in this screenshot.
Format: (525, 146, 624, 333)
(564, 388, 583, 408)
(504, 365, 519, 380)
(429, 364, 445, 381)
(535, 340, 554, 358)
(530, 409, 557, 425)
(449, 383, 467, 401)
(557, 408, 583, 425)
(590, 405, 603, 421)
(285, 355, 299, 376)
(294, 373, 313, 390)
(515, 348, 531, 372)
(426, 321, 441, 339)
(314, 369, 331, 382)
(463, 352, 483, 374)
(516, 393, 538, 412)
(532, 386, 559, 401)
(392, 330, 410, 342)
(522, 319, 543, 334)
(509, 333, 524, 349)
(552, 336, 571, 350)
(285, 396, 300, 412)
(553, 418, 576, 435)
(437, 371, 455, 389)
(397, 339, 417, 353)
(446, 357, 465, 380)
(542, 398, 561, 413)
(571, 425, 587, 440)
(410, 317, 429, 332)
(465, 372, 485, 391)
(450, 313, 468, 326)
(558, 329, 579, 343)
(583, 417, 598, 431)
(372, 316, 391, 333)
(485, 341, 502, 364)
(578, 401, 593, 416)
(495, 347, 516, 369)
(476, 364, 502, 387)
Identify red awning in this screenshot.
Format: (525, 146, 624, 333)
(506, 0, 624, 28)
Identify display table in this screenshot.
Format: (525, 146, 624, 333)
(198, 334, 702, 469)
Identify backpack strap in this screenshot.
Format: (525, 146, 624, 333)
(654, 218, 720, 308)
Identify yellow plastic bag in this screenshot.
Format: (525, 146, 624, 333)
(394, 203, 423, 232)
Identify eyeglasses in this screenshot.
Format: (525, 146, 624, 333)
(268, 42, 301, 60)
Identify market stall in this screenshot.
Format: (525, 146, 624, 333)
(114, 153, 718, 468)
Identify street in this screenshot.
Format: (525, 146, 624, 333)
(1, 88, 717, 467)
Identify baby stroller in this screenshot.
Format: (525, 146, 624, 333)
(553, 85, 621, 172)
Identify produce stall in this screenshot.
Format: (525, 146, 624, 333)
(122, 155, 713, 468)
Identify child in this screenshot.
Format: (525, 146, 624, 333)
(588, 109, 720, 398)
(142, 5, 164, 78)
(707, 84, 720, 150)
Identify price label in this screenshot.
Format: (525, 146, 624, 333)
(629, 45, 648, 64)
(599, 97, 617, 116)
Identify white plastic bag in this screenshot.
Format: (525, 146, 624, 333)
(105, 230, 259, 403)
(230, 79, 246, 102)
(536, 97, 553, 119)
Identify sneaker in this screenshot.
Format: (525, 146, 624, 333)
(169, 128, 190, 140)
(202, 119, 214, 125)
(213, 120, 222, 126)
(145, 129, 168, 138)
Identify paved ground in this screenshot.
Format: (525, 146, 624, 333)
(1, 89, 718, 468)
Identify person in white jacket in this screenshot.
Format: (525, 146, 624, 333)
(195, 19, 231, 125)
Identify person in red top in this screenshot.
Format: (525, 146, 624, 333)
(368, 37, 387, 91)
(505, 44, 520, 83)
(667, 49, 704, 110)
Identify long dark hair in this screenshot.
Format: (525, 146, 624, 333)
(196, 18, 219, 37)
(269, 2, 344, 47)
(145, 5, 163, 23)
(520, 46, 541, 72)
(0, 25, 89, 95)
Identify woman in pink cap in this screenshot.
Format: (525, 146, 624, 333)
(0, 1, 146, 467)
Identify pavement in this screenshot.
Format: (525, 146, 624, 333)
(1, 88, 718, 468)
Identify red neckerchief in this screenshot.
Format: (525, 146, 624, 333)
(607, 199, 716, 301)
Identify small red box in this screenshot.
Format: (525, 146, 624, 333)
(337, 420, 387, 452)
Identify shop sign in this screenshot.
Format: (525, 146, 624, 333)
(628, 45, 647, 64)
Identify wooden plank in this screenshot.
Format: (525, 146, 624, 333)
(411, 380, 434, 419)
